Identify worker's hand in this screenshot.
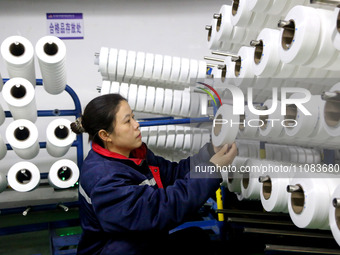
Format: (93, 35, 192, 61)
(210, 143, 237, 167)
(213, 145, 223, 154)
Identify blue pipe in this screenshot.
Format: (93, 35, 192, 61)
(139, 117, 211, 127)
(138, 116, 174, 121)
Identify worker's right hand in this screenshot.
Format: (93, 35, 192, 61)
(210, 143, 237, 167)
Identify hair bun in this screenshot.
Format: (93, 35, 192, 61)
(71, 116, 86, 134)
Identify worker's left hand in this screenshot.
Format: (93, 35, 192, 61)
(213, 143, 236, 154)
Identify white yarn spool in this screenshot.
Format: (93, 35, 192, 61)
(36, 36, 67, 94)
(188, 92, 200, 117)
(279, 6, 340, 71)
(247, 141, 260, 158)
(230, 0, 266, 29)
(304, 148, 315, 164)
(214, 5, 233, 46)
(279, 6, 319, 65)
(178, 58, 190, 84)
(199, 93, 208, 116)
(215, 5, 246, 47)
(234, 46, 256, 89)
(171, 90, 182, 116)
(190, 92, 200, 117)
(246, 0, 272, 13)
(296, 147, 307, 164)
(331, 8, 340, 51)
(183, 127, 192, 151)
(48, 159, 79, 189)
(207, 17, 220, 51)
(135, 85, 147, 112)
(321, 82, 340, 137)
(285, 94, 323, 138)
(212, 104, 239, 147)
(197, 61, 207, 80)
(265, 143, 275, 160)
(288, 173, 340, 230)
(211, 66, 223, 88)
(239, 106, 259, 138)
(329, 185, 340, 246)
(98, 47, 109, 80)
(222, 57, 236, 85)
(240, 158, 262, 200)
(281, 146, 291, 162)
(124, 51, 136, 83)
(312, 149, 322, 163)
(170, 57, 181, 83)
(46, 118, 76, 157)
(152, 54, 163, 81)
(144, 86, 155, 112)
(236, 141, 249, 158)
(119, 83, 129, 100)
(3, 78, 37, 123)
(267, 0, 291, 16)
(180, 89, 190, 116)
(128, 84, 138, 110)
(154, 87, 164, 114)
(156, 126, 167, 148)
(165, 125, 176, 149)
(116, 49, 128, 82)
(174, 126, 184, 150)
(140, 127, 149, 144)
(191, 129, 202, 153)
(147, 126, 158, 148)
(1, 35, 36, 87)
(187, 59, 198, 84)
(143, 53, 154, 81)
(108, 48, 118, 81)
(259, 100, 285, 139)
(6, 119, 39, 159)
(134, 52, 146, 83)
(7, 161, 40, 192)
(100, 80, 111, 95)
(163, 89, 173, 115)
(110, 81, 120, 94)
(0, 135, 7, 160)
(252, 28, 295, 78)
(288, 146, 299, 163)
(223, 157, 247, 193)
(310, 8, 340, 71)
(259, 166, 293, 213)
(160, 55, 172, 82)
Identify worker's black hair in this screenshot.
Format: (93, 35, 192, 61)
(71, 93, 127, 147)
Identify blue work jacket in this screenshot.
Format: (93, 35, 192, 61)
(77, 142, 221, 255)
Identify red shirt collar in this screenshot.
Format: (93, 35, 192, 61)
(92, 142, 147, 165)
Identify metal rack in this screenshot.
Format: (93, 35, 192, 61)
(0, 78, 83, 214)
(2, 78, 84, 170)
(0, 78, 84, 254)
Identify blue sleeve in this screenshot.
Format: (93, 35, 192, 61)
(149, 143, 215, 186)
(90, 161, 221, 233)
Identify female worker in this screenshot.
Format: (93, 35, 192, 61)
(71, 93, 237, 255)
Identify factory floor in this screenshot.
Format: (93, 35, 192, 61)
(0, 230, 51, 255)
(0, 207, 80, 255)
(3, 203, 338, 255)
(0, 233, 258, 255)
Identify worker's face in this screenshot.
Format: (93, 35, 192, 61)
(107, 100, 142, 156)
